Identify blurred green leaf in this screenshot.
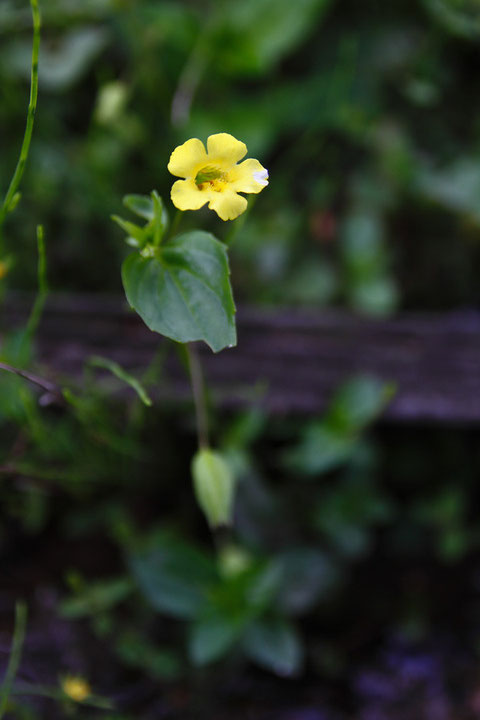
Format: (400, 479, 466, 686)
(128, 532, 217, 619)
(242, 618, 304, 676)
(214, 0, 332, 75)
(245, 561, 283, 611)
(412, 487, 464, 526)
(276, 548, 341, 614)
(60, 577, 133, 618)
(327, 377, 396, 433)
(341, 209, 398, 316)
(5, 28, 108, 90)
(115, 631, 181, 680)
(416, 158, 480, 223)
(349, 277, 398, 315)
(222, 407, 266, 450)
(188, 614, 245, 665)
(423, 0, 480, 37)
(314, 476, 394, 558)
(286, 423, 357, 475)
(285, 377, 394, 476)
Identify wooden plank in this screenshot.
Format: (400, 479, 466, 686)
(1, 293, 480, 422)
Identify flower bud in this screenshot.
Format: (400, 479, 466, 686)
(191, 448, 235, 528)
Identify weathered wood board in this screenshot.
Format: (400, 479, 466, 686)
(2, 294, 480, 422)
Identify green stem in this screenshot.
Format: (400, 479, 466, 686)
(0, 602, 28, 720)
(168, 209, 184, 240)
(0, 0, 41, 250)
(186, 343, 209, 449)
(25, 225, 47, 339)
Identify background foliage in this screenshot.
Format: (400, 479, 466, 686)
(2, 0, 480, 309)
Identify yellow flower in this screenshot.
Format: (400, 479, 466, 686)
(61, 675, 91, 703)
(168, 133, 269, 221)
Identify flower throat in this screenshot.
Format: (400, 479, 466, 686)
(195, 166, 225, 187)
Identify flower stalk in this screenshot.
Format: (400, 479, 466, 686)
(186, 343, 210, 450)
(0, 0, 41, 251)
(115, 131, 269, 529)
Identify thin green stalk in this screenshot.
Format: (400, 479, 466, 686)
(0, 602, 28, 720)
(25, 225, 47, 338)
(0, 0, 41, 249)
(186, 343, 209, 449)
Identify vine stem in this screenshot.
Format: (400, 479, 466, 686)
(0, 602, 28, 720)
(0, 0, 41, 248)
(186, 343, 209, 449)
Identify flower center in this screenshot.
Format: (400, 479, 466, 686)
(195, 165, 226, 189)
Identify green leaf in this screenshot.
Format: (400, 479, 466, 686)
(215, 0, 332, 75)
(116, 631, 181, 680)
(60, 578, 133, 619)
(285, 423, 357, 475)
(242, 618, 304, 676)
(416, 157, 480, 223)
(122, 231, 236, 352)
(189, 614, 245, 665)
(245, 561, 283, 611)
(88, 355, 152, 406)
(327, 376, 396, 433)
(115, 191, 168, 248)
(349, 277, 398, 316)
(314, 475, 393, 558)
(7, 28, 108, 91)
(123, 194, 155, 221)
(423, 0, 480, 38)
(285, 377, 395, 476)
(111, 215, 146, 247)
(128, 532, 217, 619)
(276, 548, 341, 615)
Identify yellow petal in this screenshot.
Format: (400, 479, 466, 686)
(171, 179, 208, 211)
(208, 189, 248, 221)
(207, 133, 247, 166)
(229, 158, 269, 194)
(168, 138, 208, 178)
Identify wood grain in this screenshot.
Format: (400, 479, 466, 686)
(2, 293, 480, 422)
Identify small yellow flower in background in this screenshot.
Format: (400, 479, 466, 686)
(168, 132, 269, 221)
(61, 675, 91, 703)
